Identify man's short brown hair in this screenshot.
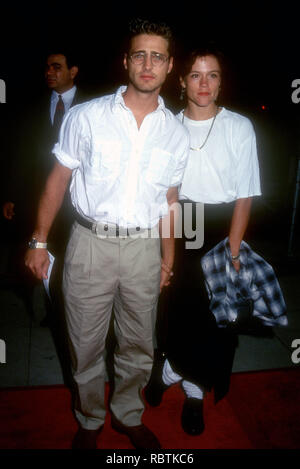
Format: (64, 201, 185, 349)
(126, 18, 174, 56)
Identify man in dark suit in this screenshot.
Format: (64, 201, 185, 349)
(3, 50, 84, 253)
(1, 50, 88, 386)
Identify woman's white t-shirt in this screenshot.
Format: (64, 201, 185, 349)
(178, 107, 261, 203)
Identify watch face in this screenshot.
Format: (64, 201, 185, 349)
(28, 239, 37, 249)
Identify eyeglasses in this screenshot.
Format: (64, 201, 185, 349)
(129, 52, 169, 67)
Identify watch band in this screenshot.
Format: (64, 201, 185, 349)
(28, 238, 48, 249)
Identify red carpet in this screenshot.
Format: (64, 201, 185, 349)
(0, 368, 299, 449)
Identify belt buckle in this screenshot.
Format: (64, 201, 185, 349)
(92, 222, 109, 237)
(93, 222, 142, 238)
(117, 226, 129, 238)
(96, 222, 119, 238)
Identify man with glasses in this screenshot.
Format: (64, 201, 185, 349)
(25, 18, 189, 449)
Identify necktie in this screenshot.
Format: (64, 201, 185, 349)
(53, 95, 65, 135)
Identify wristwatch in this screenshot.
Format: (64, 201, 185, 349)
(28, 238, 47, 249)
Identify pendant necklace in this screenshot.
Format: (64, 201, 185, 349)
(182, 107, 219, 151)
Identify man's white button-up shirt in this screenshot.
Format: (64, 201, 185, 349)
(53, 86, 190, 228)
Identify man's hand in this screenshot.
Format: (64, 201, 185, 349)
(160, 261, 174, 291)
(3, 202, 15, 220)
(24, 249, 50, 280)
(23, 162, 72, 280)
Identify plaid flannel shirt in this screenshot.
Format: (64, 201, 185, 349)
(200, 238, 288, 328)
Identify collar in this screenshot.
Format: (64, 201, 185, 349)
(111, 85, 166, 116)
(51, 85, 77, 102)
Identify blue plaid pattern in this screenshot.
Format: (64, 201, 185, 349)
(201, 238, 288, 327)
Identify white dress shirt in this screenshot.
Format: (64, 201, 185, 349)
(53, 86, 189, 228)
(50, 86, 77, 124)
(178, 108, 261, 203)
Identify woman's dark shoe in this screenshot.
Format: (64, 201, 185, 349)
(144, 352, 168, 407)
(181, 398, 205, 435)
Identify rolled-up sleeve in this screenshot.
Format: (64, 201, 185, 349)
(52, 107, 88, 170)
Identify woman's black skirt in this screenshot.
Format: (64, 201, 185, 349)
(157, 200, 238, 403)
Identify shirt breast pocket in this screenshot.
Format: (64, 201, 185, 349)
(146, 148, 174, 186)
(92, 140, 121, 179)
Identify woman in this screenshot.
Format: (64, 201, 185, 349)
(145, 45, 261, 435)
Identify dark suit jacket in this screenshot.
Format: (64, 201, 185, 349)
(3, 88, 88, 253)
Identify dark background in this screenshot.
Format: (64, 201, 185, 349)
(1, 0, 300, 254)
(1, 2, 299, 109)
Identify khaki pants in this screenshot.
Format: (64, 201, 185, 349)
(62, 222, 161, 429)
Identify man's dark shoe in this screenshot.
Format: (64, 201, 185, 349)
(111, 415, 161, 449)
(144, 351, 168, 406)
(72, 425, 103, 449)
(181, 398, 205, 435)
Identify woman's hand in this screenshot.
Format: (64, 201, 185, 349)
(232, 259, 240, 272)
